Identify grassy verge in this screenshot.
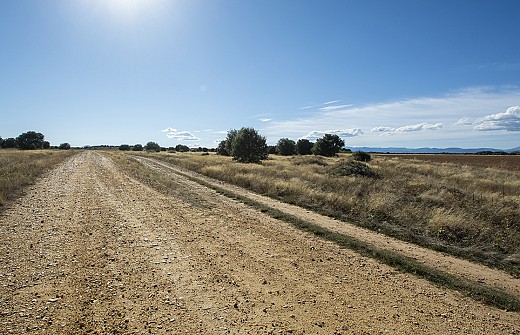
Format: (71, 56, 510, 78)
(111, 152, 520, 312)
(0, 149, 77, 208)
(142, 152, 520, 277)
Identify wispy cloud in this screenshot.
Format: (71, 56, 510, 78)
(302, 129, 363, 141)
(323, 100, 341, 105)
(264, 86, 520, 148)
(161, 127, 199, 141)
(474, 106, 520, 131)
(259, 118, 272, 122)
(319, 104, 353, 112)
(371, 122, 443, 134)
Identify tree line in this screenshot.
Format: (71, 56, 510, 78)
(2, 128, 351, 163)
(0, 131, 70, 150)
(216, 127, 348, 163)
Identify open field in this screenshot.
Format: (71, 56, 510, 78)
(378, 154, 520, 171)
(0, 150, 77, 207)
(1, 151, 519, 334)
(143, 152, 520, 276)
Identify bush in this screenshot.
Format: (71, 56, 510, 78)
(312, 134, 345, 157)
(132, 144, 143, 151)
(58, 143, 71, 150)
(2, 138, 16, 149)
(276, 138, 296, 156)
(329, 159, 378, 178)
(230, 127, 268, 163)
(16, 131, 45, 150)
(145, 141, 161, 152)
(352, 151, 371, 162)
(119, 144, 131, 151)
(175, 144, 190, 152)
(296, 139, 313, 155)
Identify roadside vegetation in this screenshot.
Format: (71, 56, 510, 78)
(0, 150, 76, 207)
(142, 151, 519, 276)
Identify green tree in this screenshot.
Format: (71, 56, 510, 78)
(175, 144, 190, 152)
(230, 127, 268, 163)
(58, 143, 71, 150)
(119, 144, 131, 151)
(145, 141, 161, 152)
(132, 144, 143, 151)
(43, 141, 50, 149)
(2, 138, 16, 149)
(0, 136, 3, 148)
(276, 138, 296, 156)
(216, 129, 238, 156)
(312, 134, 345, 157)
(16, 131, 45, 150)
(296, 139, 313, 155)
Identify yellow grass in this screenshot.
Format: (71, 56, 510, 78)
(0, 149, 76, 207)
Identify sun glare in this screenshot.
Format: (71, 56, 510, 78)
(85, 0, 168, 25)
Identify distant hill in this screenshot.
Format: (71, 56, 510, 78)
(347, 146, 519, 154)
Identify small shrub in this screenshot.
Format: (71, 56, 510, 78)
(329, 159, 378, 178)
(352, 151, 371, 162)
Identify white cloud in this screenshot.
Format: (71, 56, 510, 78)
(323, 100, 341, 105)
(160, 127, 200, 141)
(371, 122, 443, 134)
(319, 104, 353, 112)
(302, 129, 363, 141)
(259, 118, 272, 122)
(474, 106, 520, 131)
(264, 86, 520, 148)
(455, 118, 474, 125)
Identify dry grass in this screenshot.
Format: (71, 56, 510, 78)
(0, 149, 77, 207)
(380, 154, 520, 171)
(141, 151, 519, 275)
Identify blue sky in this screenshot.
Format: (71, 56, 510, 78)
(1, 0, 519, 149)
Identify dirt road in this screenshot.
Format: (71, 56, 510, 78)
(0, 151, 518, 334)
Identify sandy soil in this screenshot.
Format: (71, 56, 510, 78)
(0, 151, 518, 334)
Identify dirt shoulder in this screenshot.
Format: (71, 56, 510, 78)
(0, 152, 518, 334)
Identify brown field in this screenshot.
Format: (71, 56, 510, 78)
(378, 154, 520, 171)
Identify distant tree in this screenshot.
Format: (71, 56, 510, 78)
(175, 144, 190, 152)
(230, 127, 268, 163)
(58, 143, 71, 150)
(0, 136, 3, 148)
(167, 147, 176, 152)
(144, 141, 161, 152)
(216, 129, 238, 156)
(276, 138, 296, 156)
(312, 134, 345, 157)
(119, 144, 131, 151)
(2, 138, 17, 148)
(16, 131, 45, 150)
(296, 139, 313, 155)
(43, 141, 50, 149)
(267, 145, 277, 154)
(132, 144, 143, 151)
